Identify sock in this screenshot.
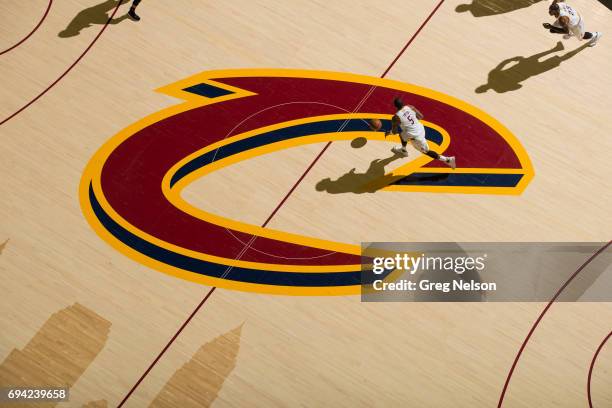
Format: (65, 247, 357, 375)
(549, 26, 566, 34)
(425, 151, 440, 160)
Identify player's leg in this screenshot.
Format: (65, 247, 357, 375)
(129, 0, 141, 21)
(579, 20, 603, 46)
(572, 19, 586, 40)
(411, 138, 456, 169)
(391, 133, 410, 157)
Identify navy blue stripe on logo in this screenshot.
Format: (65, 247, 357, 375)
(183, 83, 235, 98)
(170, 118, 444, 187)
(393, 172, 523, 187)
(88, 183, 371, 287)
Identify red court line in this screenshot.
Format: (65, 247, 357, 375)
(497, 241, 612, 408)
(0, 0, 53, 56)
(117, 1, 446, 405)
(380, 0, 445, 78)
(266, 0, 446, 226)
(0, 1, 122, 127)
(262, 141, 333, 227)
(116, 287, 217, 408)
(587, 330, 612, 408)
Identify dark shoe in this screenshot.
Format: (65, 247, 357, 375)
(128, 8, 140, 21)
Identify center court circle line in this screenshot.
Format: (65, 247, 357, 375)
(211, 100, 353, 260)
(117, 1, 447, 405)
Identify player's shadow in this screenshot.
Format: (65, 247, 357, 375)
(597, 0, 612, 10)
(59, 0, 130, 38)
(456, 0, 544, 17)
(315, 154, 403, 194)
(476, 41, 588, 93)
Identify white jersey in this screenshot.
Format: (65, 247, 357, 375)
(558, 3, 580, 27)
(396, 106, 425, 138)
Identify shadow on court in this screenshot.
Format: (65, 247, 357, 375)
(59, 0, 130, 38)
(476, 41, 589, 93)
(456, 0, 544, 17)
(316, 154, 403, 194)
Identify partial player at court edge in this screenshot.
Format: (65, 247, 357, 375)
(543, 0, 602, 46)
(386, 98, 456, 169)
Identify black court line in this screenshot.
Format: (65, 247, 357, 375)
(117, 1, 446, 405)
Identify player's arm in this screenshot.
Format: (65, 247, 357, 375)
(386, 115, 400, 136)
(557, 16, 570, 33)
(410, 106, 424, 120)
(543, 16, 569, 34)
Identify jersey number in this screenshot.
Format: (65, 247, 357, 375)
(403, 111, 415, 125)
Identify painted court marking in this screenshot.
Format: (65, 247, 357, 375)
(0, 1, 121, 126)
(117, 0, 447, 405)
(217, 100, 349, 260)
(0, 0, 53, 56)
(587, 329, 612, 408)
(498, 241, 612, 407)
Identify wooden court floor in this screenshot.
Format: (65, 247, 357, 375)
(1, 0, 611, 407)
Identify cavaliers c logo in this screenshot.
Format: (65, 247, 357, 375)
(80, 69, 533, 295)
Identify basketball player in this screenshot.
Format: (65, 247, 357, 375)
(128, 0, 142, 21)
(386, 98, 456, 169)
(543, 0, 602, 46)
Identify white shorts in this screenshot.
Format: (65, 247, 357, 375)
(400, 130, 429, 153)
(554, 17, 585, 39)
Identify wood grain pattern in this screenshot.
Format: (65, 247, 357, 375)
(0, 304, 110, 407)
(0, 0, 610, 406)
(150, 324, 243, 408)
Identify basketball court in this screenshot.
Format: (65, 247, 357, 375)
(1, 1, 611, 406)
